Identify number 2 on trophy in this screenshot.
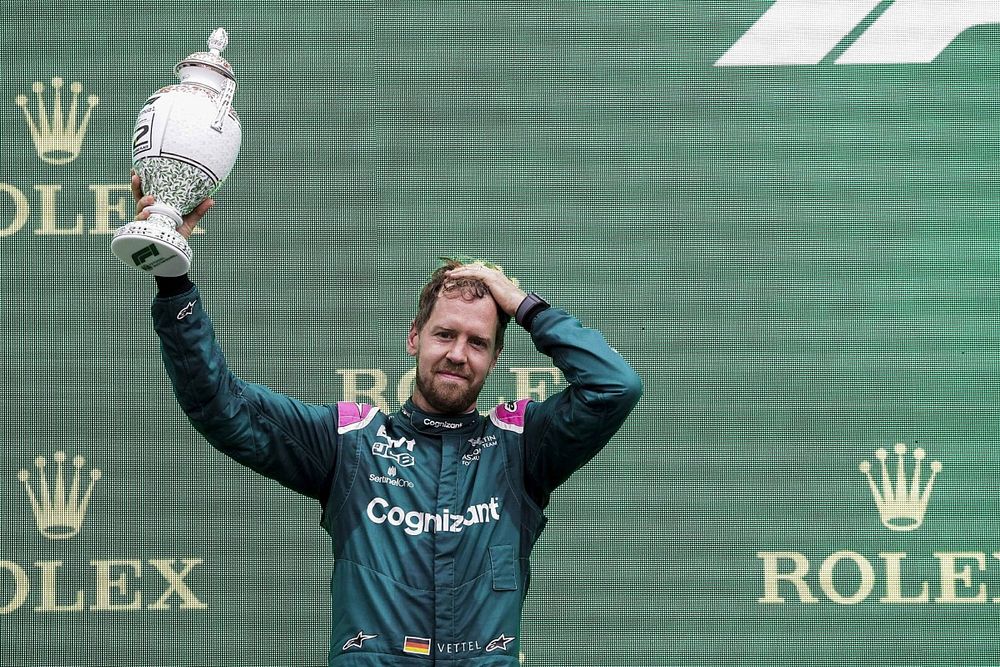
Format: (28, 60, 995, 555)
(132, 104, 157, 157)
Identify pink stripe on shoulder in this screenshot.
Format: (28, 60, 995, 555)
(337, 402, 380, 434)
(490, 398, 531, 433)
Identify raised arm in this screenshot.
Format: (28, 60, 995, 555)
(152, 283, 340, 500)
(137, 175, 340, 500)
(521, 307, 642, 507)
(445, 262, 643, 508)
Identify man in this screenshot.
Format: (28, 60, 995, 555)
(135, 176, 642, 666)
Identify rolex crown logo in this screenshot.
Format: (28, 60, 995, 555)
(15, 77, 99, 165)
(18, 451, 102, 540)
(859, 443, 942, 532)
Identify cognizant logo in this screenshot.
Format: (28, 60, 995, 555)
(366, 497, 501, 536)
(717, 1, 1000, 66)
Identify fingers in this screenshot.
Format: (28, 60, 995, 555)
(129, 166, 216, 237)
(131, 184, 215, 237)
(130, 171, 144, 203)
(132, 172, 157, 220)
(134, 194, 155, 220)
(447, 263, 497, 278)
(446, 264, 526, 316)
(177, 198, 214, 239)
(448, 267, 497, 288)
(447, 264, 510, 285)
(132, 170, 154, 220)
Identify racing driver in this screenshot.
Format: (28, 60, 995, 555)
(135, 176, 642, 666)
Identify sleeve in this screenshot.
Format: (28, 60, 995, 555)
(151, 283, 340, 501)
(522, 307, 643, 508)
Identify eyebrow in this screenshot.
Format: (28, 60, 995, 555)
(431, 326, 492, 347)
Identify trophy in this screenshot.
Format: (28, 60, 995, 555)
(111, 28, 241, 276)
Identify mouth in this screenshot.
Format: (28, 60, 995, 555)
(436, 370, 469, 382)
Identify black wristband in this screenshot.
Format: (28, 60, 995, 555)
(515, 292, 550, 330)
(154, 274, 194, 298)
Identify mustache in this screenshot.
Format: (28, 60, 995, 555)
(435, 362, 469, 378)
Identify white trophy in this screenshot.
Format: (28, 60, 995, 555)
(111, 27, 241, 276)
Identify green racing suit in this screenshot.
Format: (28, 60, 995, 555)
(151, 282, 642, 666)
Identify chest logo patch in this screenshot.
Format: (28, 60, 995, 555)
(371, 425, 416, 467)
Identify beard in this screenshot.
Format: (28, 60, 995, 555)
(414, 362, 485, 414)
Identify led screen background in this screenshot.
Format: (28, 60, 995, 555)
(2, 2, 1000, 665)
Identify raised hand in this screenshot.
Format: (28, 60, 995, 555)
(130, 171, 214, 240)
(446, 262, 527, 316)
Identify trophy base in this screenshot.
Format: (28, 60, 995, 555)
(111, 221, 192, 277)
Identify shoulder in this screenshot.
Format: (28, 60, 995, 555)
(488, 399, 533, 434)
(335, 402, 384, 434)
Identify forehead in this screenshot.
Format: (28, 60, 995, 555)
(425, 294, 498, 340)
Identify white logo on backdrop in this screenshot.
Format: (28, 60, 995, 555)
(18, 451, 102, 540)
(718, 0, 1000, 66)
(7, 451, 210, 614)
(859, 443, 942, 532)
(14, 77, 99, 165)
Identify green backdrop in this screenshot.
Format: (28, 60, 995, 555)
(3, 2, 1000, 665)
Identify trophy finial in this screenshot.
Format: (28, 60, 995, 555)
(207, 28, 228, 55)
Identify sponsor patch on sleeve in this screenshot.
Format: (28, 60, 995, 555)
(490, 398, 530, 433)
(337, 402, 380, 434)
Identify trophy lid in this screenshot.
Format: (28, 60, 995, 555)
(174, 28, 236, 81)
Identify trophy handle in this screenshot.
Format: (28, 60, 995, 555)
(212, 79, 236, 132)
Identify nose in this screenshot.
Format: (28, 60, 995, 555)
(445, 339, 468, 365)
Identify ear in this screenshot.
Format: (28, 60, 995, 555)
(489, 344, 502, 371)
(406, 321, 420, 357)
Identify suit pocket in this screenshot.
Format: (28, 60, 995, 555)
(490, 544, 518, 591)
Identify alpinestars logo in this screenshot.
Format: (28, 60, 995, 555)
(176, 301, 196, 320)
(342, 631, 376, 650)
(486, 634, 514, 652)
(717, 1, 1000, 66)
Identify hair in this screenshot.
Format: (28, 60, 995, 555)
(413, 259, 510, 351)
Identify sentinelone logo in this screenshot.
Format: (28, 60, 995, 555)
(2, 451, 207, 614)
(757, 443, 1000, 605)
(718, 0, 1000, 66)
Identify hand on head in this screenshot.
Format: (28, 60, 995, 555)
(445, 262, 527, 316)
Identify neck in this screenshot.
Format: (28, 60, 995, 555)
(409, 392, 476, 416)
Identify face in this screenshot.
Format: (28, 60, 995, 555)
(407, 293, 501, 414)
